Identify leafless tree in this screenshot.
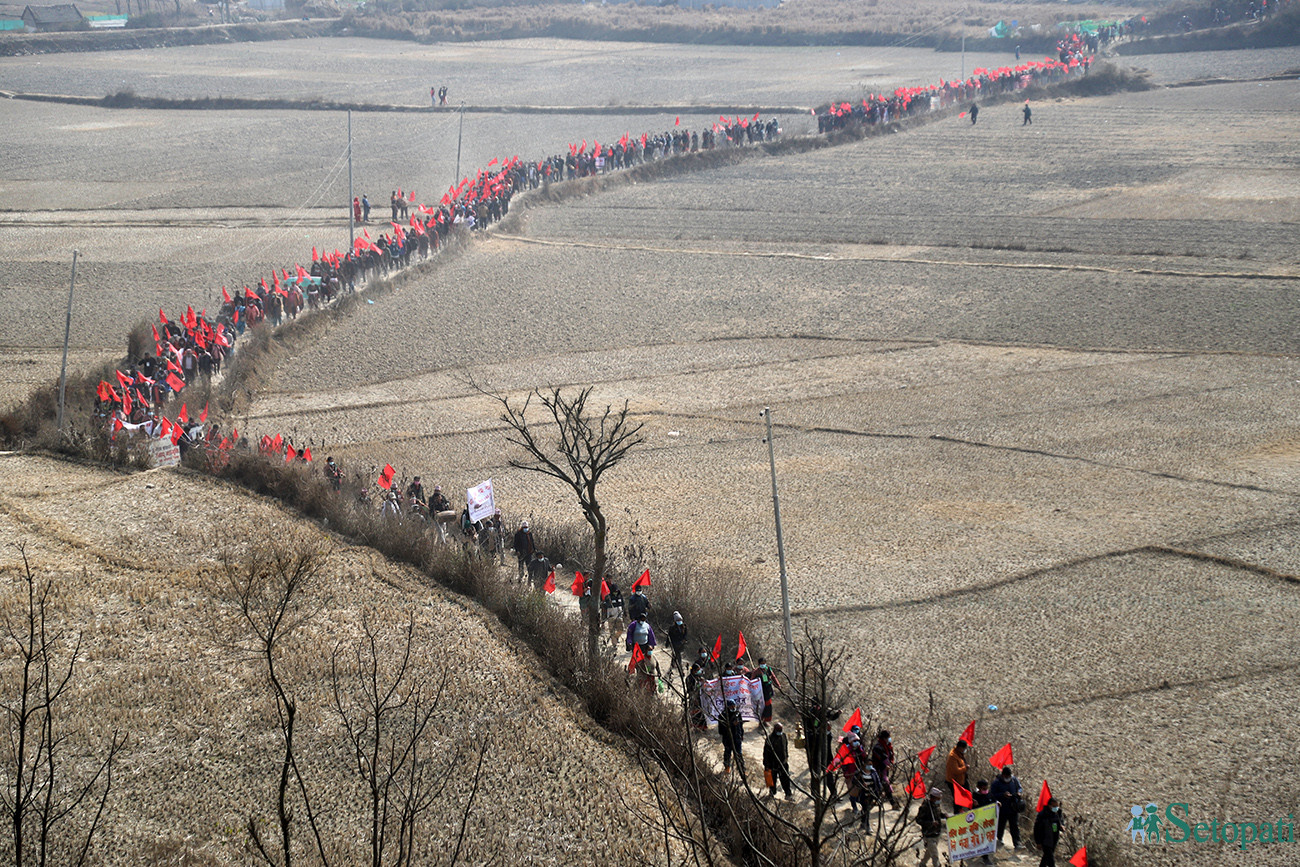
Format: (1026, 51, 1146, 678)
(330, 611, 490, 867)
(217, 535, 331, 867)
(0, 545, 124, 867)
(484, 385, 645, 662)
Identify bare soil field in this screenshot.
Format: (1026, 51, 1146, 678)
(0, 37, 1015, 107)
(4, 37, 1300, 865)
(0, 452, 671, 866)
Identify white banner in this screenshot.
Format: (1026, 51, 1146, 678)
(149, 437, 181, 468)
(466, 479, 495, 522)
(699, 675, 765, 724)
(947, 804, 998, 862)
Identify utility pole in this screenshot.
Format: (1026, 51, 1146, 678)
(347, 109, 354, 252)
(762, 406, 796, 684)
(961, 35, 967, 81)
(56, 250, 78, 433)
(454, 101, 464, 188)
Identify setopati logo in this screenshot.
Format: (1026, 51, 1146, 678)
(1126, 803, 1296, 851)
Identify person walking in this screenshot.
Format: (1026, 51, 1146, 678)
(1023, 101, 1033, 125)
(512, 520, 535, 580)
(871, 729, 898, 809)
(627, 585, 649, 621)
(361, 195, 371, 222)
(973, 780, 995, 864)
(945, 740, 969, 809)
(625, 611, 656, 656)
(763, 722, 793, 799)
(1034, 797, 1065, 867)
(719, 700, 745, 775)
(990, 765, 1023, 850)
(916, 788, 947, 867)
(667, 612, 688, 678)
(754, 658, 777, 722)
(969, 102, 980, 125)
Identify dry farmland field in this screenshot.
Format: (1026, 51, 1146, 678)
(3, 35, 1300, 866)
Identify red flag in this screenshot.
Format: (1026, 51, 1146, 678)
(632, 568, 651, 590)
(199, 402, 208, 423)
(271, 433, 282, 452)
(303, 448, 312, 462)
(1036, 780, 1052, 812)
(570, 570, 584, 596)
(544, 571, 556, 594)
(231, 427, 238, 441)
(752, 111, 760, 122)
(170, 424, 183, 445)
(112, 417, 123, 434)
(710, 634, 721, 663)
(152, 324, 160, 346)
(843, 707, 862, 732)
(96, 381, 112, 402)
(628, 642, 645, 673)
(377, 464, 395, 490)
(178, 404, 188, 424)
(1069, 847, 1087, 867)
(311, 246, 318, 262)
(905, 771, 926, 799)
(159, 308, 168, 325)
(735, 631, 747, 661)
(488, 157, 498, 167)
(165, 373, 186, 392)
(989, 743, 1014, 771)
(285, 444, 297, 462)
(408, 189, 415, 201)
(159, 417, 172, 437)
(600, 579, 610, 599)
(959, 720, 976, 746)
(953, 781, 973, 808)
(674, 116, 680, 126)
(115, 369, 131, 389)
(918, 746, 936, 773)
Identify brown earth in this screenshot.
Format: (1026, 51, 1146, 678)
(3, 37, 1300, 866)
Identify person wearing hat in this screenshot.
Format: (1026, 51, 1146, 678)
(916, 788, 947, 867)
(763, 721, 793, 799)
(667, 611, 688, 678)
(625, 611, 656, 656)
(990, 765, 1023, 850)
(324, 457, 342, 491)
(427, 484, 450, 514)
(512, 520, 535, 579)
(1034, 797, 1066, 867)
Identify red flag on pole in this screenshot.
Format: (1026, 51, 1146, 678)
(843, 707, 862, 732)
(544, 571, 556, 594)
(632, 568, 651, 590)
(1069, 847, 1087, 867)
(628, 642, 645, 673)
(989, 743, 1014, 771)
(165, 373, 186, 392)
(285, 444, 297, 462)
(905, 771, 927, 799)
(159, 417, 172, 437)
(674, 116, 680, 126)
(271, 433, 282, 452)
(1036, 780, 1052, 812)
(710, 634, 722, 663)
(178, 404, 188, 424)
(600, 579, 610, 600)
(199, 402, 208, 423)
(377, 464, 395, 489)
(570, 571, 585, 596)
(918, 746, 936, 773)
(736, 631, 747, 661)
(303, 448, 312, 462)
(959, 720, 976, 746)
(222, 286, 233, 304)
(953, 781, 974, 809)
(159, 308, 168, 325)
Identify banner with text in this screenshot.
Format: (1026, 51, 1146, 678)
(947, 804, 999, 863)
(467, 479, 496, 522)
(699, 675, 765, 724)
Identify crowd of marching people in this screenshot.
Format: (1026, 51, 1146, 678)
(816, 44, 1092, 133)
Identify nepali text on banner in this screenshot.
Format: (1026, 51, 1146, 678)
(699, 675, 765, 724)
(947, 803, 999, 863)
(467, 479, 495, 522)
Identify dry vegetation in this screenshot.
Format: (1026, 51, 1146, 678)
(2, 34, 1300, 867)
